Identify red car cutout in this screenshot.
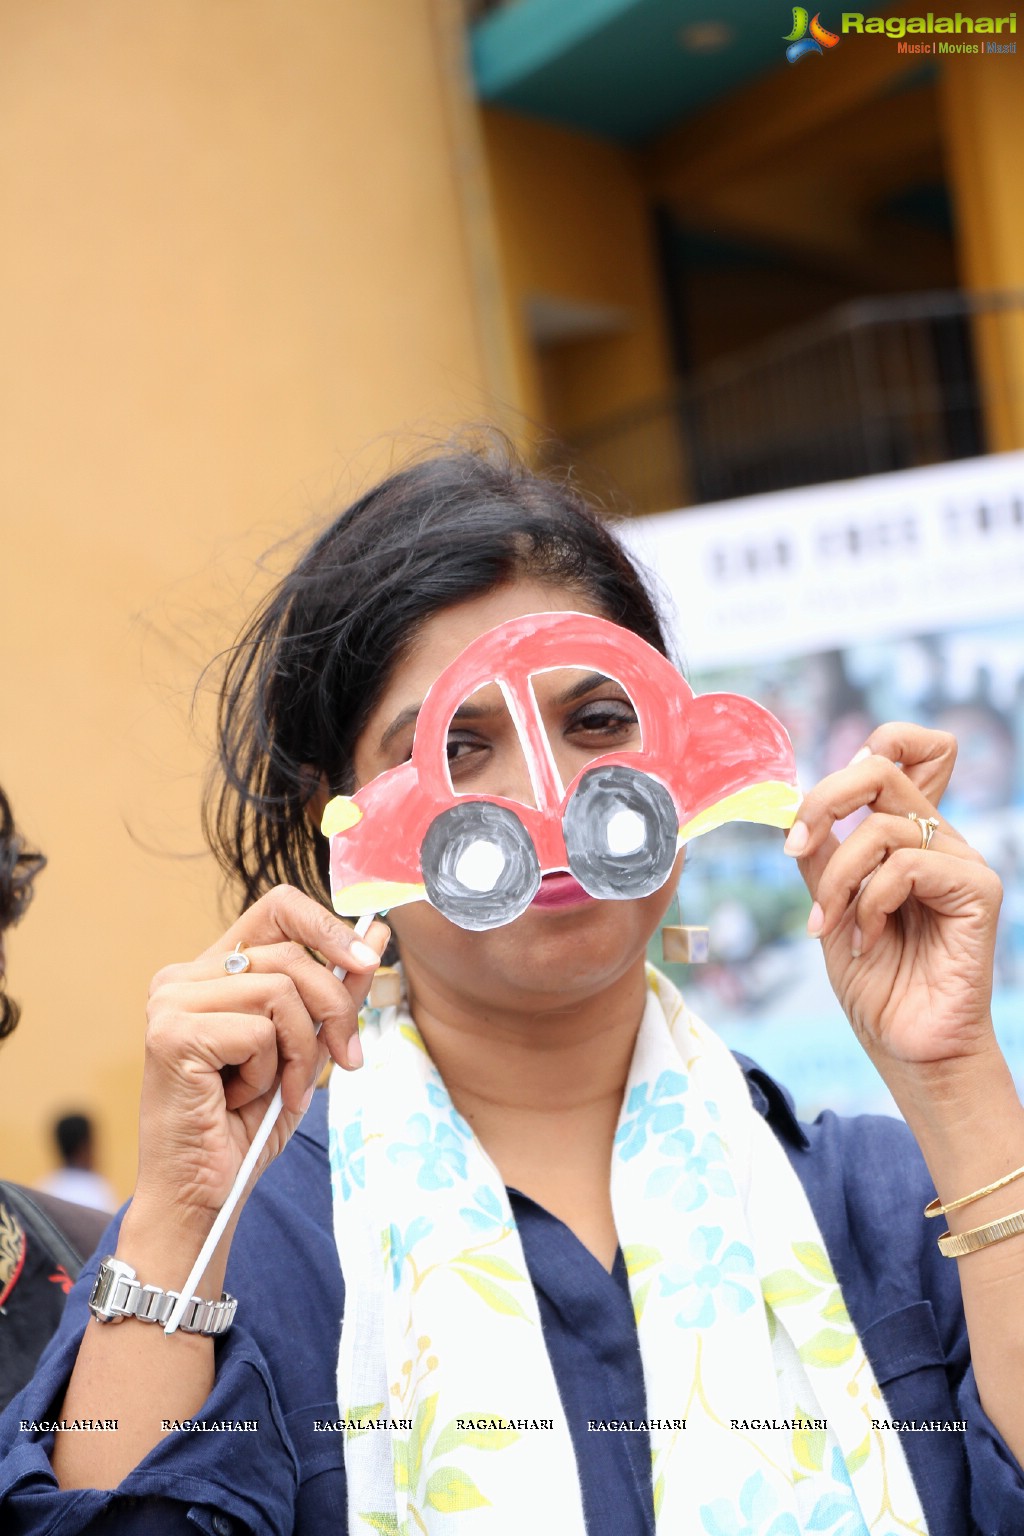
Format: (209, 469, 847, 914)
(322, 611, 799, 931)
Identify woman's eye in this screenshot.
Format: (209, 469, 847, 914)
(568, 700, 640, 740)
(445, 733, 489, 769)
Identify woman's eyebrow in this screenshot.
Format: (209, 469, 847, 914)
(378, 695, 503, 755)
(378, 707, 420, 754)
(551, 671, 617, 706)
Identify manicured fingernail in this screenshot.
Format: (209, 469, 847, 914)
(346, 1033, 364, 1070)
(847, 746, 871, 766)
(299, 1083, 315, 1113)
(350, 941, 381, 969)
(784, 821, 809, 856)
(806, 902, 824, 937)
(851, 925, 863, 959)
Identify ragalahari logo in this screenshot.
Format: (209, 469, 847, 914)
(785, 7, 841, 61)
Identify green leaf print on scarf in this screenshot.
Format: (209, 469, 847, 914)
(424, 1468, 489, 1512)
(433, 1417, 521, 1456)
(792, 1411, 827, 1474)
(409, 1395, 439, 1489)
(792, 1241, 836, 1283)
(761, 1241, 854, 1350)
(624, 1243, 663, 1323)
(385, 1340, 523, 1527)
(451, 1250, 531, 1318)
(797, 1329, 857, 1369)
(359, 1514, 400, 1534)
(345, 1402, 386, 1439)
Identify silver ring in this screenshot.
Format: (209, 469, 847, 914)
(223, 942, 251, 975)
(907, 812, 940, 851)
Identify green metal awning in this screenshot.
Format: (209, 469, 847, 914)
(470, 0, 809, 142)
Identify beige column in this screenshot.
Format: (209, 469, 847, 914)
(941, 58, 1024, 451)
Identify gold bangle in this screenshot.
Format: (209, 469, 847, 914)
(924, 1160, 1024, 1218)
(938, 1207, 1024, 1258)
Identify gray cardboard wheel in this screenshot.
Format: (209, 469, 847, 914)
(563, 766, 677, 900)
(421, 801, 541, 930)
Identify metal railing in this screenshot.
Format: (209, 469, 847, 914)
(549, 290, 1024, 513)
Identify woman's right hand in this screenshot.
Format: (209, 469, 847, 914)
(131, 884, 389, 1236)
(52, 884, 389, 1490)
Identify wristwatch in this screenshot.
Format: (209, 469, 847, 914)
(88, 1256, 237, 1336)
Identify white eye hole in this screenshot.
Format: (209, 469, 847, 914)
(455, 840, 506, 893)
(606, 808, 646, 856)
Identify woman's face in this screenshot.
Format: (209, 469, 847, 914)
(351, 580, 680, 1017)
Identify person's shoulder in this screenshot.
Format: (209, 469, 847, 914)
(732, 1049, 933, 1207)
(798, 1098, 935, 1212)
(733, 1052, 963, 1342)
(733, 1050, 939, 1268)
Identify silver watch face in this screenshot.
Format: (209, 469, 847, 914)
(83, 1257, 235, 1336)
(88, 1256, 135, 1322)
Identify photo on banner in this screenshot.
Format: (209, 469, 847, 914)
(624, 451, 1024, 1118)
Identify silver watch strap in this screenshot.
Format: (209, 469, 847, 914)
(89, 1256, 237, 1336)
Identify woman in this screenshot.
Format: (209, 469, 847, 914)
(0, 446, 1021, 1535)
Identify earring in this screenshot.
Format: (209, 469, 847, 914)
(659, 886, 709, 964)
(661, 926, 710, 964)
(367, 965, 403, 1009)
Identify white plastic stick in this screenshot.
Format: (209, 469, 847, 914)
(164, 911, 376, 1334)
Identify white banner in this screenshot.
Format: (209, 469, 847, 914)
(620, 452, 1024, 670)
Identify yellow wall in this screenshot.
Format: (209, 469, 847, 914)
(0, 0, 511, 1196)
(941, 58, 1024, 451)
(642, 43, 951, 297)
(5, 3, 1021, 1204)
(481, 107, 674, 440)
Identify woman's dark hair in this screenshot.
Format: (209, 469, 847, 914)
(0, 784, 47, 1040)
(204, 441, 669, 911)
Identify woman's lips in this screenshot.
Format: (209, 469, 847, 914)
(530, 872, 595, 910)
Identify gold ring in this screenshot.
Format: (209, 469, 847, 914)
(224, 941, 251, 975)
(907, 812, 940, 851)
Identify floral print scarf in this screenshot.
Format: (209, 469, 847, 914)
(328, 967, 926, 1535)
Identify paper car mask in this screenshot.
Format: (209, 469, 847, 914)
(321, 611, 799, 931)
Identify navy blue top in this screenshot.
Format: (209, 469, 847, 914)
(2, 1059, 1024, 1536)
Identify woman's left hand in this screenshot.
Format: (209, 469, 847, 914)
(790, 726, 1024, 1474)
(786, 722, 1004, 1072)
